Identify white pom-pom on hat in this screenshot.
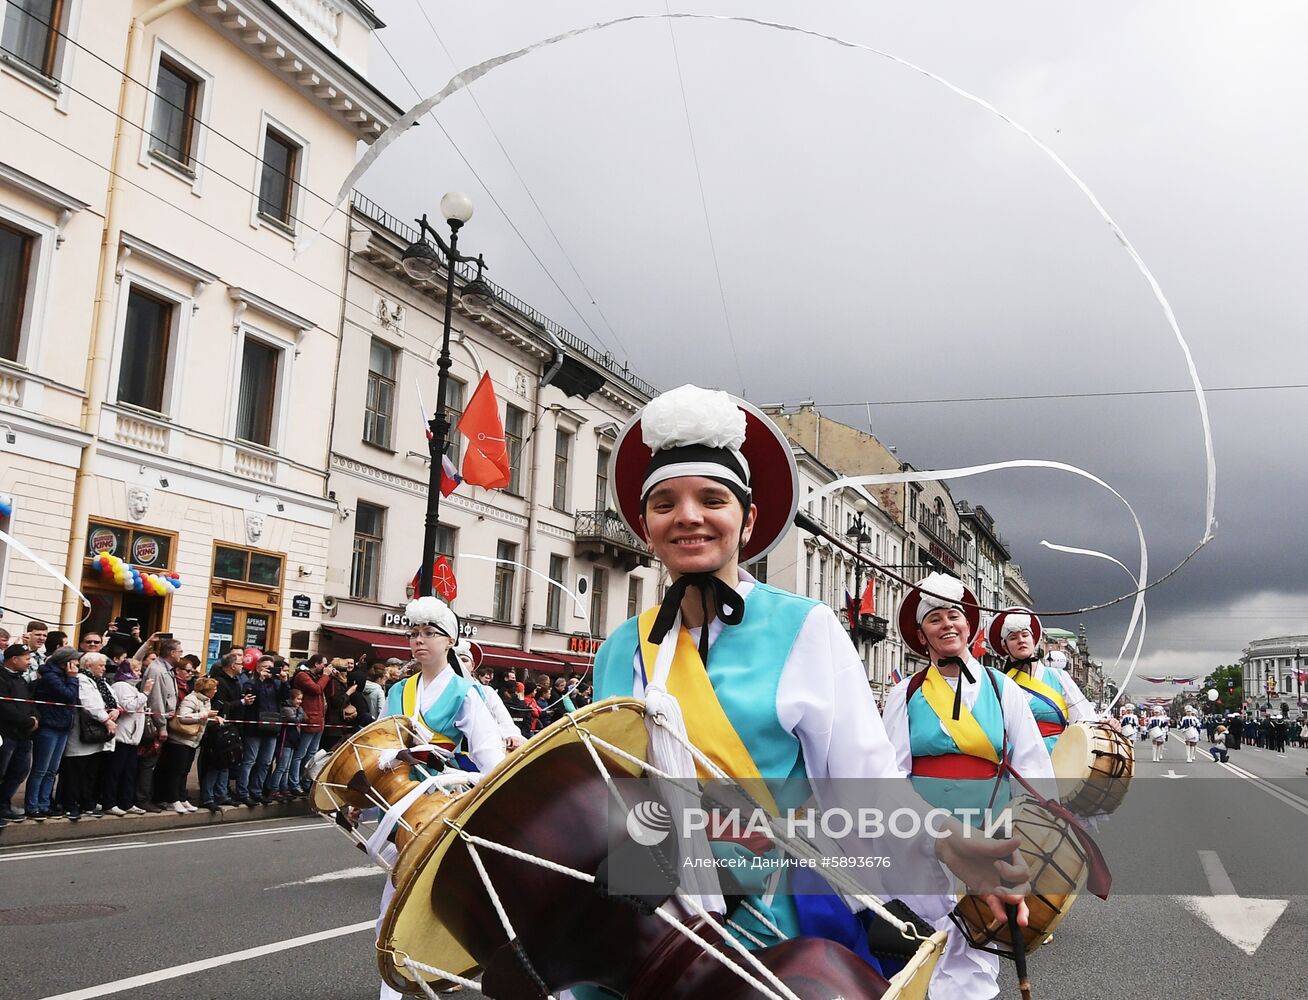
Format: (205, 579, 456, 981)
(404, 596, 458, 638)
(641, 384, 746, 453)
(914, 571, 965, 625)
(1000, 613, 1032, 641)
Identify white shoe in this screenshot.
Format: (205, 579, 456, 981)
(172, 801, 188, 814)
(127, 805, 146, 815)
(183, 801, 198, 812)
(108, 806, 127, 817)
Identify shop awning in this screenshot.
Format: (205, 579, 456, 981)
(320, 625, 411, 658)
(479, 644, 569, 677)
(552, 652, 598, 676)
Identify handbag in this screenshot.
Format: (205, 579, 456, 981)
(78, 708, 111, 744)
(168, 714, 204, 740)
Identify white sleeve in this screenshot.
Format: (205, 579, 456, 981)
(80, 676, 109, 721)
(999, 675, 1056, 788)
(455, 689, 508, 773)
(1058, 671, 1098, 723)
(880, 678, 914, 777)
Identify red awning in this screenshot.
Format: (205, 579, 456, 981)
(552, 652, 599, 675)
(478, 644, 569, 677)
(320, 625, 411, 658)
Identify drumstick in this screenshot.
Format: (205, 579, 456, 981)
(1006, 903, 1033, 1000)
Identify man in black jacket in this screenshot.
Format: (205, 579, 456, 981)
(201, 652, 247, 808)
(0, 644, 39, 824)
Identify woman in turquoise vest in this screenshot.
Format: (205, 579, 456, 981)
(883, 573, 1053, 1000)
(375, 596, 504, 1000)
(579, 385, 1030, 999)
(988, 607, 1099, 755)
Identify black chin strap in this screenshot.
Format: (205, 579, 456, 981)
(1006, 655, 1042, 674)
(648, 574, 745, 666)
(935, 655, 974, 721)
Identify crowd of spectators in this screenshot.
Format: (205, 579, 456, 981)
(0, 619, 594, 828)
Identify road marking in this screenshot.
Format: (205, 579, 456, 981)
(1175, 850, 1287, 956)
(1219, 760, 1308, 818)
(268, 865, 381, 889)
(34, 920, 375, 1000)
(0, 822, 331, 863)
(1161, 769, 1187, 779)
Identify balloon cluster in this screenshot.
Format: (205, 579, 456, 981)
(89, 552, 182, 596)
(0, 496, 12, 519)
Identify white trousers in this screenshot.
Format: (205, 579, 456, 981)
(378, 876, 401, 1000)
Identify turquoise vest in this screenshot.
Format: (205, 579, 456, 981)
(384, 670, 476, 748)
(593, 582, 819, 948)
(906, 667, 1009, 821)
(1018, 666, 1069, 754)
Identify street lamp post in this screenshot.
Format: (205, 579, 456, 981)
(400, 193, 495, 599)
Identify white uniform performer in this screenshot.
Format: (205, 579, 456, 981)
(1119, 705, 1140, 742)
(1179, 706, 1202, 762)
(454, 638, 525, 751)
(1146, 707, 1170, 762)
(374, 598, 505, 1000)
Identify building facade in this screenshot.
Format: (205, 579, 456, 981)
(0, 0, 398, 662)
(1240, 636, 1308, 712)
(320, 195, 660, 674)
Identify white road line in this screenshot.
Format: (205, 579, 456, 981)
(1219, 760, 1308, 818)
(267, 865, 381, 889)
(1198, 849, 1237, 895)
(33, 920, 375, 1000)
(0, 822, 331, 862)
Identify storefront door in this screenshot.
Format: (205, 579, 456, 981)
(206, 606, 278, 667)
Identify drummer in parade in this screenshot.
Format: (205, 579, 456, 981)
(374, 597, 506, 1000)
(1119, 703, 1140, 742)
(882, 573, 1055, 999)
(1146, 705, 1171, 761)
(1178, 705, 1202, 762)
(590, 384, 1032, 995)
(988, 607, 1100, 755)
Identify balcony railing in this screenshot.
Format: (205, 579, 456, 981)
(574, 509, 651, 570)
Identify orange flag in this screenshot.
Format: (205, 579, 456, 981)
(971, 631, 987, 660)
(859, 581, 875, 615)
(458, 372, 511, 488)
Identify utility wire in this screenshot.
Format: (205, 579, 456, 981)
(662, 3, 748, 396)
(782, 383, 1308, 409)
(408, 0, 629, 362)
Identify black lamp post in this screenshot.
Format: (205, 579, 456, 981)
(845, 511, 871, 643)
(400, 192, 494, 598)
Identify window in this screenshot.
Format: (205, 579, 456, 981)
(213, 544, 282, 588)
(546, 554, 566, 630)
(589, 567, 607, 637)
(504, 405, 525, 495)
(595, 446, 611, 509)
(553, 429, 572, 511)
(350, 502, 384, 600)
(363, 338, 396, 448)
(626, 576, 641, 620)
(804, 551, 813, 596)
(443, 378, 464, 464)
(2, 0, 64, 76)
(435, 523, 455, 569)
(749, 556, 768, 585)
(492, 540, 517, 623)
(258, 126, 300, 227)
(0, 222, 33, 362)
(117, 288, 173, 412)
(235, 336, 280, 446)
(150, 57, 200, 167)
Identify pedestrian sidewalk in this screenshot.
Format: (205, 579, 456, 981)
(0, 799, 313, 847)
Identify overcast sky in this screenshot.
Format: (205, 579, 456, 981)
(356, 1, 1308, 699)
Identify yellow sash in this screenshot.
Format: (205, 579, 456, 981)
(400, 674, 456, 749)
(637, 607, 779, 816)
(920, 665, 1000, 764)
(1005, 666, 1069, 723)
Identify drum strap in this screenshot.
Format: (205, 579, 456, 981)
(1004, 666, 1069, 725)
(917, 665, 1001, 765)
(364, 772, 443, 863)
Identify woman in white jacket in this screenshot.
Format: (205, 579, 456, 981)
(157, 676, 218, 813)
(108, 661, 154, 816)
(60, 652, 119, 820)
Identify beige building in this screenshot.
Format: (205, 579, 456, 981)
(0, 0, 398, 662)
(761, 443, 909, 697)
(320, 195, 660, 675)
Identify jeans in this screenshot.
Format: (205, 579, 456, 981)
(270, 742, 295, 792)
(289, 729, 322, 791)
(24, 727, 69, 815)
(237, 732, 278, 799)
(0, 735, 33, 811)
(202, 766, 231, 804)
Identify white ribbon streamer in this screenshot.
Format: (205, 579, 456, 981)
(0, 525, 90, 611)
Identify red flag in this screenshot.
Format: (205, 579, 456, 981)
(412, 555, 458, 601)
(439, 455, 462, 497)
(971, 632, 986, 660)
(458, 372, 511, 489)
(859, 581, 875, 615)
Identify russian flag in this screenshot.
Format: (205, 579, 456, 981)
(889, 666, 903, 685)
(439, 454, 462, 497)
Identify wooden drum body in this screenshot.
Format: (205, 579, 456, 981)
(1050, 720, 1134, 817)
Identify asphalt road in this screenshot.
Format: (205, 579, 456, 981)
(2, 734, 1304, 1000)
